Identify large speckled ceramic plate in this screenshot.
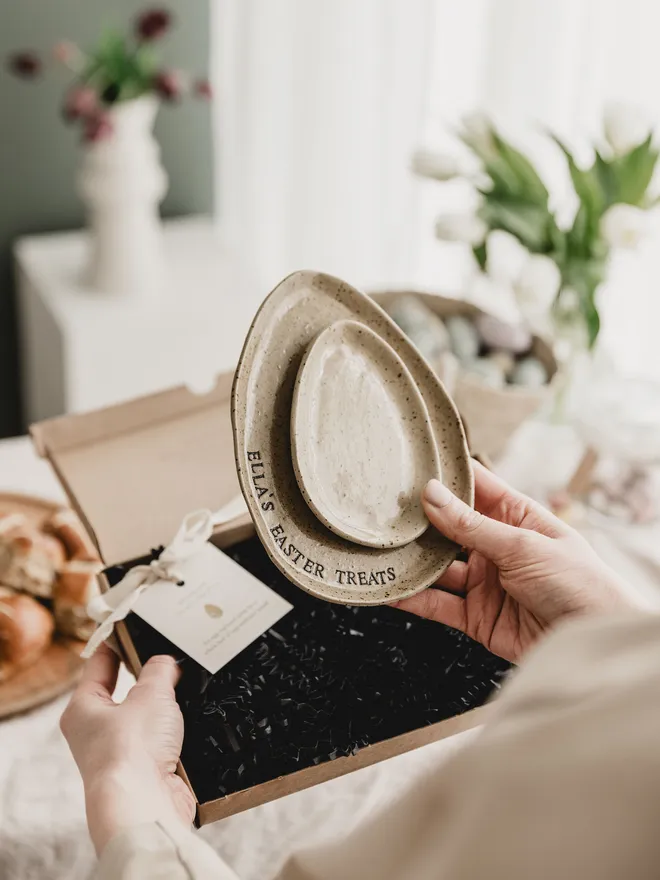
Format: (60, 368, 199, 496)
(231, 271, 473, 606)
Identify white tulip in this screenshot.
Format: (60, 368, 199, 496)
(411, 149, 463, 182)
(515, 254, 561, 314)
(435, 213, 487, 245)
(601, 203, 649, 249)
(603, 101, 651, 156)
(461, 111, 495, 156)
(485, 230, 528, 285)
(556, 286, 580, 313)
(466, 271, 520, 324)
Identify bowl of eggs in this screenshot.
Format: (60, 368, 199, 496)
(373, 292, 557, 461)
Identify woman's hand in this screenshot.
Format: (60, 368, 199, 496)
(394, 462, 637, 663)
(61, 646, 195, 855)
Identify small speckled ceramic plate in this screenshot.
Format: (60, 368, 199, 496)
(231, 271, 473, 606)
(291, 319, 441, 549)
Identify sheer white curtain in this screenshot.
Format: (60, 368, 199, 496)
(211, 0, 659, 376)
(212, 0, 438, 292)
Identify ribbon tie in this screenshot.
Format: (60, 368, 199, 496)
(82, 495, 248, 659)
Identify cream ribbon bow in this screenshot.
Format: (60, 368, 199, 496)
(82, 494, 248, 659)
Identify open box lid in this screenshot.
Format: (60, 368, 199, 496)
(30, 373, 249, 567)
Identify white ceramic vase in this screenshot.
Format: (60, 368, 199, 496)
(77, 95, 168, 297)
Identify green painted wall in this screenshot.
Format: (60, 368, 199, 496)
(0, 1, 213, 436)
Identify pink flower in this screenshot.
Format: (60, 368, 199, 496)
(194, 79, 213, 99)
(136, 9, 172, 41)
(52, 41, 81, 67)
(62, 86, 98, 123)
(83, 113, 113, 144)
(153, 69, 183, 102)
(8, 51, 41, 79)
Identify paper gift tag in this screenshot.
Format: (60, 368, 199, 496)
(133, 543, 292, 674)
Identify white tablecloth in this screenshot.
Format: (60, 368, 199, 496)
(1, 428, 659, 879)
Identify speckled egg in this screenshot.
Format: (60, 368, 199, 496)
(476, 313, 532, 354)
(464, 357, 506, 389)
(487, 350, 515, 377)
(445, 315, 480, 362)
(386, 295, 450, 361)
(510, 356, 548, 388)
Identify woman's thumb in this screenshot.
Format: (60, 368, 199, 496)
(131, 655, 180, 700)
(423, 479, 521, 561)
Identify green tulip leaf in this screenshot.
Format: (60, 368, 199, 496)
(472, 241, 488, 271)
(583, 296, 601, 349)
(551, 135, 604, 227)
(480, 198, 552, 253)
(594, 150, 618, 206)
(612, 135, 659, 206)
(492, 132, 549, 205)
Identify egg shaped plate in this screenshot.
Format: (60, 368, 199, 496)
(291, 319, 441, 549)
(231, 271, 473, 605)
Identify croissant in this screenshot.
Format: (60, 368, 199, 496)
(0, 587, 55, 681)
(0, 514, 65, 597)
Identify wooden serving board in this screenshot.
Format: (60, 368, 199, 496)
(0, 492, 86, 719)
(0, 637, 84, 719)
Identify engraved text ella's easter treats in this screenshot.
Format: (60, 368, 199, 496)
(231, 271, 473, 606)
(291, 320, 441, 549)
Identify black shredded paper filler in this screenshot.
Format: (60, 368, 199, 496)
(106, 537, 511, 804)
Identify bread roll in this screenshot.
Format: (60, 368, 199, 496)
(0, 513, 27, 572)
(0, 587, 55, 681)
(47, 509, 99, 562)
(54, 560, 102, 641)
(41, 533, 67, 569)
(0, 516, 65, 597)
(53, 601, 98, 642)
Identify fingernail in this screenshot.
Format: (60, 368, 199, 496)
(424, 479, 453, 508)
(148, 654, 178, 666)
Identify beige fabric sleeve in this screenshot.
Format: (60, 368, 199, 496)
(96, 611, 660, 880)
(278, 611, 660, 880)
(94, 818, 238, 880)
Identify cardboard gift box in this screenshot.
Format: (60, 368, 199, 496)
(31, 372, 509, 826)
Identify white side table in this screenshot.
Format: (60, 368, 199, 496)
(15, 216, 262, 423)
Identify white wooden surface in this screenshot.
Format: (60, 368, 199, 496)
(15, 217, 262, 423)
